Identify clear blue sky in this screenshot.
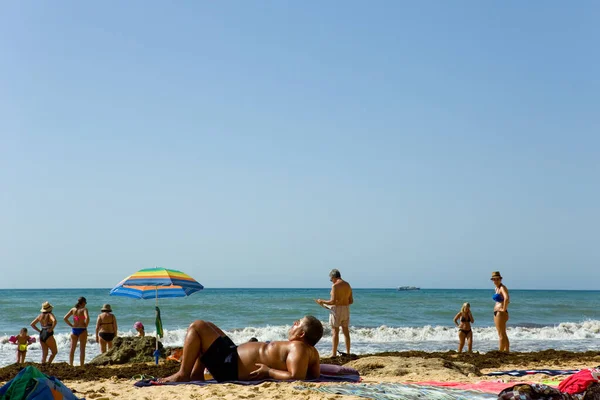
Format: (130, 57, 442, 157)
(1, 2, 598, 289)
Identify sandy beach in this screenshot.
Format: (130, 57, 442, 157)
(3, 350, 600, 399)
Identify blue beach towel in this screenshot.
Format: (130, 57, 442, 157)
(135, 373, 360, 387)
(135, 363, 360, 387)
(486, 369, 580, 377)
(296, 382, 497, 400)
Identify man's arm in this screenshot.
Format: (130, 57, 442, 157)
(307, 348, 321, 379)
(320, 284, 339, 306)
(250, 344, 310, 380)
(349, 288, 353, 305)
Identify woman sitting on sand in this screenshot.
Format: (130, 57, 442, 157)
(64, 296, 90, 366)
(453, 302, 474, 353)
(96, 304, 118, 353)
(491, 271, 510, 352)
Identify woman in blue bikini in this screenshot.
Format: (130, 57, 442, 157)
(64, 296, 90, 366)
(491, 271, 510, 352)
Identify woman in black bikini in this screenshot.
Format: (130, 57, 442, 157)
(30, 301, 58, 363)
(453, 302, 474, 353)
(491, 271, 510, 352)
(96, 304, 118, 353)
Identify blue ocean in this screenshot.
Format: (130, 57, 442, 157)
(1, 288, 600, 367)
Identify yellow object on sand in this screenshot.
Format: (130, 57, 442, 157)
(541, 379, 562, 386)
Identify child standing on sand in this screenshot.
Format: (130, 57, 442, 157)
(10, 328, 35, 363)
(454, 302, 474, 353)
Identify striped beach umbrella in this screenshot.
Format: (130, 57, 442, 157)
(110, 267, 204, 298)
(109, 267, 203, 363)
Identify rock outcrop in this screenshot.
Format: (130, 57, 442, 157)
(89, 336, 166, 365)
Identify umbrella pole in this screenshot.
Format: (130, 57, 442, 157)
(153, 287, 160, 365)
(155, 287, 159, 352)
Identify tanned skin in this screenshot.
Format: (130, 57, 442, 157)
(160, 317, 321, 382)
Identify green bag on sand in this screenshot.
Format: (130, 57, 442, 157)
(0, 365, 46, 400)
(0, 365, 81, 400)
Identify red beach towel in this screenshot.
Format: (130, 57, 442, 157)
(558, 368, 600, 394)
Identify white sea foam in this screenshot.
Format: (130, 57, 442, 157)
(3, 320, 600, 367)
(348, 320, 600, 342)
(0, 329, 140, 367)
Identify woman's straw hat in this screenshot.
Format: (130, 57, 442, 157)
(40, 301, 53, 312)
(101, 304, 112, 312)
(490, 271, 503, 280)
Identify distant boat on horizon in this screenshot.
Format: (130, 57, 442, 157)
(397, 286, 420, 291)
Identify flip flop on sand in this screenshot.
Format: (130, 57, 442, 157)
(131, 374, 155, 381)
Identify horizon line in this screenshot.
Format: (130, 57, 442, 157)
(1, 287, 599, 292)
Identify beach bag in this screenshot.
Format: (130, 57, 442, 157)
(497, 383, 573, 399)
(0, 366, 80, 400)
(558, 368, 600, 395)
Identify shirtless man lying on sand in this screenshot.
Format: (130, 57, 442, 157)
(160, 315, 323, 382)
